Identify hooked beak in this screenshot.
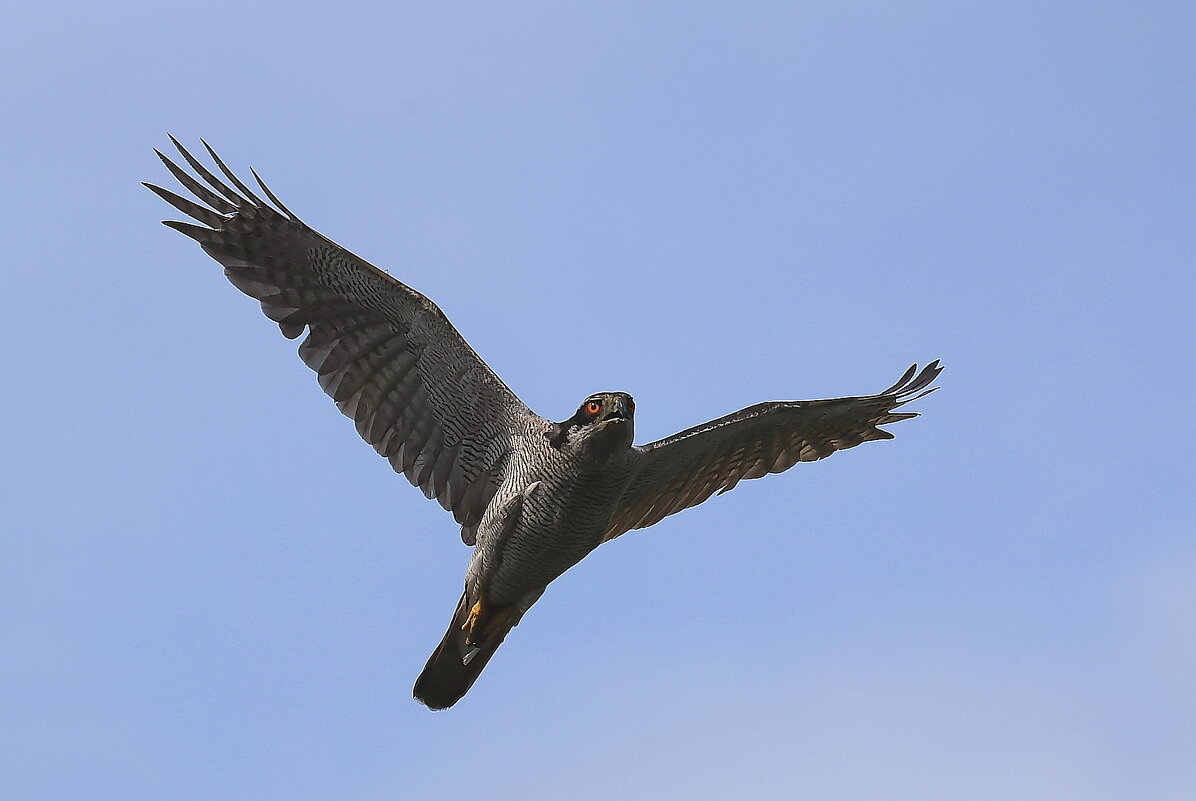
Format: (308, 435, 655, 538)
(605, 396, 631, 422)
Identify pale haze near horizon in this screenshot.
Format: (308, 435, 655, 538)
(2, 3, 1194, 800)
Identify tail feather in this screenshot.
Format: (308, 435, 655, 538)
(413, 592, 509, 710)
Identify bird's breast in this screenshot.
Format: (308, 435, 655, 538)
(473, 450, 633, 604)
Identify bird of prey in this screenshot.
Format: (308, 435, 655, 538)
(146, 137, 942, 710)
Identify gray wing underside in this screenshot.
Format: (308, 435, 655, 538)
(601, 361, 942, 542)
(146, 137, 535, 544)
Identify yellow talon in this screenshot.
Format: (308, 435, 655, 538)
(462, 600, 485, 639)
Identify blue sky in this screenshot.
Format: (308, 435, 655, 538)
(3, 2, 1194, 799)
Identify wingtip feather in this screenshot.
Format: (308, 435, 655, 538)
(161, 218, 214, 241)
(169, 136, 243, 207)
(250, 166, 299, 220)
(883, 360, 944, 400)
(201, 138, 268, 208)
(144, 181, 225, 227)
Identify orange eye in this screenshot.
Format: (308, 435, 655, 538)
(585, 401, 602, 415)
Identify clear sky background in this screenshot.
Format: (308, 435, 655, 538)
(3, 2, 1194, 799)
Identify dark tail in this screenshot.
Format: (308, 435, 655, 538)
(413, 591, 510, 710)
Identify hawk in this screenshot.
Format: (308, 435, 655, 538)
(146, 138, 942, 710)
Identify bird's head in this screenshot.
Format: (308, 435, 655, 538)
(547, 392, 635, 453)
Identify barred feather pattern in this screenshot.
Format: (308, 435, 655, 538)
(473, 428, 637, 603)
(601, 361, 943, 542)
(146, 137, 535, 543)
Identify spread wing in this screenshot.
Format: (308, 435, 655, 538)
(146, 137, 536, 544)
(602, 361, 942, 542)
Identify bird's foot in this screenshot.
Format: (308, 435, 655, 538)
(462, 599, 485, 645)
(461, 598, 517, 648)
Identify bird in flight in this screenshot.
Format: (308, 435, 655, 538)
(146, 137, 942, 710)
